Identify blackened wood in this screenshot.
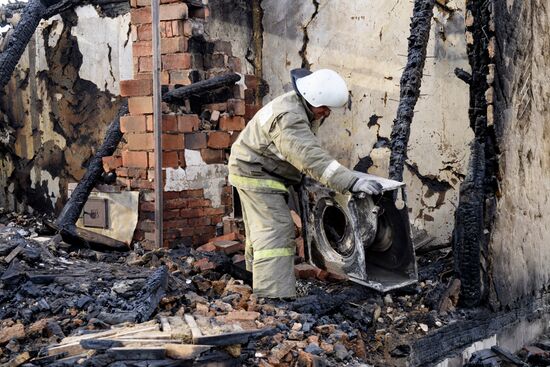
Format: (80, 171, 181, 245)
(55, 102, 127, 232)
(388, 0, 435, 183)
(452, 0, 497, 308)
(0, 0, 48, 91)
(454, 67, 472, 85)
(133, 265, 168, 323)
(162, 73, 241, 105)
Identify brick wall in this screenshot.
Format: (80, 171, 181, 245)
(101, 0, 264, 249)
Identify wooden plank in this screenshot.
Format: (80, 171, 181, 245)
(4, 244, 24, 264)
(167, 316, 192, 342)
(61, 323, 158, 344)
(184, 314, 203, 340)
(164, 344, 212, 360)
(47, 342, 85, 357)
(113, 331, 172, 340)
(108, 347, 166, 361)
(159, 316, 171, 333)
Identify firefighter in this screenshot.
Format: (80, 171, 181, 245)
(228, 68, 382, 299)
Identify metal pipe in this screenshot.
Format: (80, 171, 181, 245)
(151, 0, 163, 248)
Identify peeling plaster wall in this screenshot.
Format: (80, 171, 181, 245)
(489, 0, 550, 307)
(0, 5, 130, 214)
(262, 0, 472, 245)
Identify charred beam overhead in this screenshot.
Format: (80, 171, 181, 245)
(388, 0, 435, 184)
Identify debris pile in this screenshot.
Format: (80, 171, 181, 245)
(0, 213, 474, 366)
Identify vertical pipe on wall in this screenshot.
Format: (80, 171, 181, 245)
(151, 0, 163, 248)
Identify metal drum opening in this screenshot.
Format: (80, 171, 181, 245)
(322, 204, 354, 257)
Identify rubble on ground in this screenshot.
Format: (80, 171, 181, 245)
(0, 211, 515, 367)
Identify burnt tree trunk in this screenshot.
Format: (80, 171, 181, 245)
(452, 1, 498, 307)
(55, 102, 128, 232)
(162, 73, 241, 105)
(388, 0, 435, 183)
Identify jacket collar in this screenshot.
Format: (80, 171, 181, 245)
(296, 93, 315, 122)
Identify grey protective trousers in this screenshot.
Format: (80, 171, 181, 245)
(237, 188, 296, 298)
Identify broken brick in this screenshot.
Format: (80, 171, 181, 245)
(0, 323, 24, 344)
(200, 148, 225, 164)
(294, 263, 317, 279)
(102, 156, 122, 172)
(210, 240, 244, 255)
(227, 99, 246, 116)
(193, 258, 216, 271)
(226, 310, 260, 321)
(196, 243, 217, 253)
(178, 114, 200, 132)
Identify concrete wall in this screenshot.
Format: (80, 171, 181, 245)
(0, 4, 130, 213)
(262, 0, 473, 246)
(490, 0, 550, 307)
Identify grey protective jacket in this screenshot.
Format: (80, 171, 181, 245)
(228, 91, 357, 193)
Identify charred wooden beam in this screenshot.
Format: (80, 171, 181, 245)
(162, 73, 241, 105)
(133, 265, 168, 323)
(388, 0, 435, 183)
(452, 0, 498, 308)
(55, 102, 128, 239)
(0, 0, 50, 91)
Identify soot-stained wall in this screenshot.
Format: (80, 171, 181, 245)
(261, 0, 473, 247)
(489, 0, 550, 308)
(0, 4, 130, 214)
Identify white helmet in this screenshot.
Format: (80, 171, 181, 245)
(295, 69, 349, 108)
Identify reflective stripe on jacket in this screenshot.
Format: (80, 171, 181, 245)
(228, 91, 357, 194)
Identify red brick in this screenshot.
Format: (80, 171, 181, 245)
(180, 208, 205, 218)
(159, 3, 188, 20)
(122, 150, 149, 168)
(178, 114, 200, 132)
(204, 207, 225, 216)
(163, 209, 181, 219)
(161, 71, 170, 84)
(131, 7, 151, 24)
(139, 201, 155, 212)
(196, 243, 218, 253)
(136, 0, 149, 6)
(245, 104, 261, 120)
(148, 151, 179, 168)
(121, 115, 147, 133)
(127, 133, 154, 150)
(162, 133, 185, 150)
(138, 56, 153, 73)
(245, 74, 261, 90)
(130, 179, 154, 189)
(128, 167, 147, 179)
(200, 148, 225, 164)
(137, 23, 151, 40)
(163, 219, 188, 229)
(169, 70, 192, 85)
(219, 115, 246, 131)
(211, 240, 244, 255)
(172, 20, 192, 37)
(230, 131, 240, 145)
(294, 263, 317, 279)
(193, 258, 216, 271)
(232, 254, 245, 264)
(146, 115, 154, 132)
(226, 311, 260, 321)
(165, 198, 188, 209)
(188, 217, 211, 226)
(116, 167, 129, 177)
(102, 156, 122, 172)
(185, 132, 207, 149)
(211, 232, 241, 242)
(162, 115, 178, 132)
(133, 40, 152, 57)
(129, 96, 153, 115)
(207, 131, 230, 149)
(162, 53, 191, 70)
(120, 79, 153, 97)
(161, 37, 188, 54)
(188, 198, 211, 207)
(227, 99, 246, 116)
